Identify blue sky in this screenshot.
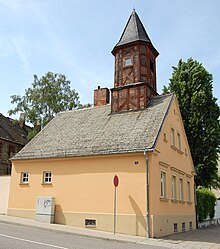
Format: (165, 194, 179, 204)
(0, 0, 219, 118)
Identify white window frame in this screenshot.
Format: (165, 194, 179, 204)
(123, 57, 132, 66)
(179, 178, 184, 201)
(172, 175, 177, 200)
(160, 171, 166, 198)
(20, 172, 29, 184)
(177, 132, 181, 150)
(187, 181, 191, 202)
(171, 127, 175, 146)
(43, 171, 52, 184)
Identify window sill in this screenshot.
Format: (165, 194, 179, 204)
(123, 65, 133, 69)
(171, 145, 184, 154)
(177, 150, 184, 155)
(179, 200, 185, 204)
(171, 145, 178, 150)
(41, 183, 52, 186)
(19, 183, 29, 185)
(160, 197, 169, 202)
(171, 199, 178, 203)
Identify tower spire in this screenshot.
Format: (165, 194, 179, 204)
(111, 10, 159, 113)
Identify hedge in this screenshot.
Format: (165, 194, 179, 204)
(196, 188, 217, 222)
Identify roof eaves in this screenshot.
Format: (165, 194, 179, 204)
(150, 93, 175, 150)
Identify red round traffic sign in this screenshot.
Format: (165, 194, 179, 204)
(113, 175, 119, 187)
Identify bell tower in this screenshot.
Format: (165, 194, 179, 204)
(111, 10, 159, 113)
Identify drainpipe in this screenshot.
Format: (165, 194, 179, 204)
(144, 149, 153, 238)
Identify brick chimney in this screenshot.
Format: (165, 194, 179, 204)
(94, 86, 110, 107)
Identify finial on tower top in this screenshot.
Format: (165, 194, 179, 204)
(133, 6, 136, 12)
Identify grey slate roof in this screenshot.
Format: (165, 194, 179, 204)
(12, 94, 174, 160)
(0, 114, 30, 145)
(113, 10, 158, 55)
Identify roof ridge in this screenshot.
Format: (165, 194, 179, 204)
(60, 104, 110, 115)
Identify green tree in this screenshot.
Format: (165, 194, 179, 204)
(164, 58, 220, 188)
(9, 72, 82, 138)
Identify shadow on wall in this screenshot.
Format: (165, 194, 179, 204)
(129, 195, 146, 236)
(54, 204, 66, 225)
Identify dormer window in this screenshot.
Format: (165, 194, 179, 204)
(124, 57, 132, 66)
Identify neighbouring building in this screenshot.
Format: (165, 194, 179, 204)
(0, 113, 30, 175)
(8, 10, 196, 237)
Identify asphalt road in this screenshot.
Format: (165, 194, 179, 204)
(0, 223, 164, 249)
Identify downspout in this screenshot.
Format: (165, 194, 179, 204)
(144, 149, 153, 238)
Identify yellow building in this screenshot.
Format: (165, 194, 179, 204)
(8, 10, 196, 238)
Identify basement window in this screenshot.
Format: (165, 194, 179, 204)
(85, 219, 96, 228)
(182, 222, 186, 232)
(174, 223, 178, 232)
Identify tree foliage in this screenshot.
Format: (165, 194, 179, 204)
(196, 188, 217, 222)
(164, 58, 220, 188)
(9, 72, 82, 137)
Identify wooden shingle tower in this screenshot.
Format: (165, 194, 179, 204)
(111, 10, 159, 113)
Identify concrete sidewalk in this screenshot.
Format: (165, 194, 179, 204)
(0, 214, 220, 248)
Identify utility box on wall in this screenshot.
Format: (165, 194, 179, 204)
(36, 196, 55, 223)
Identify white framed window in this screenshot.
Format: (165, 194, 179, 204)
(177, 133, 181, 150)
(172, 175, 177, 200)
(171, 127, 175, 146)
(160, 171, 166, 198)
(43, 171, 52, 184)
(187, 181, 191, 202)
(20, 172, 29, 184)
(179, 178, 184, 201)
(123, 57, 132, 66)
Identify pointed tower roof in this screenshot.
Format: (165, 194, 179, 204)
(112, 10, 158, 55)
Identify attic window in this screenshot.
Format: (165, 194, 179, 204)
(124, 57, 132, 66)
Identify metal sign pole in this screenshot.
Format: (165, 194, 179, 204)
(114, 185, 116, 234)
(113, 175, 119, 235)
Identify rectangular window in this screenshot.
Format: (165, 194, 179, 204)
(43, 171, 52, 184)
(189, 221, 192, 230)
(172, 175, 177, 200)
(177, 133, 181, 150)
(124, 57, 132, 66)
(160, 171, 166, 198)
(179, 178, 184, 201)
(174, 223, 178, 232)
(171, 127, 175, 146)
(187, 181, 191, 202)
(20, 172, 29, 184)
(182, 222, 186, 232)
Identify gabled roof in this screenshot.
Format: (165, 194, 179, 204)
(112, 10, 158, 55)
(12, 93, 174, 160)
(0, 114, 30, 145)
